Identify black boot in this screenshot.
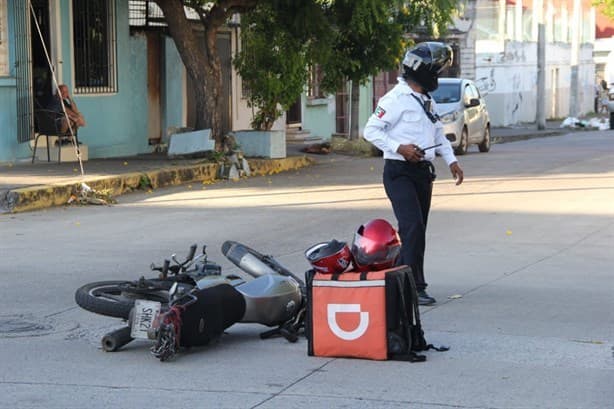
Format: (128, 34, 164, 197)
(418, 290, 436, 306)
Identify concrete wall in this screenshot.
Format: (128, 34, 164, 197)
(57, 2, 150, 158)
(0, 0, 21, 162)
(0, 1, 169, 162)
(302, 79, 373, 141)
(358, 80, 374, 137)
(476, 40, 595, 125)
(303, 95, 335, 139)
(163, 36, 186, 138)
(0, 78, 17, 161)
(0, 0, 7, 76)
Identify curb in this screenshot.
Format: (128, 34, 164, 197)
(491, 130, 567, 145)
(4, 155, 315, 214)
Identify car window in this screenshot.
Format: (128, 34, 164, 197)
(431, 82, 461, 103)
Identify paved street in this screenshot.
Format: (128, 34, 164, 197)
(1, 130, 613, 408)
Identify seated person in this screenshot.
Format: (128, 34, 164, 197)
(47, 84, 86, 133)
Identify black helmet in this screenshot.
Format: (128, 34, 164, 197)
(402, 42, 453, 92)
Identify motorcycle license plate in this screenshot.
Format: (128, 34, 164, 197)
(131, 300, 161, 339)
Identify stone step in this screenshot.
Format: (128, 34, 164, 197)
(285, 128, 314, 142)
(33, 144, 89, 162)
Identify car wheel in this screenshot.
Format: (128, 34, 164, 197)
(454, 127, 468, 155)
(610, 112, 614, 130)
(478, 125, 491, 153)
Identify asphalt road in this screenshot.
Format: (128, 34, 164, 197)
(1, 130, 613, 409)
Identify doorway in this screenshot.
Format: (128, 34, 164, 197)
(31, 0, 52, 108)
(335, 83, 349, 135)
(286, 97, 301, 127)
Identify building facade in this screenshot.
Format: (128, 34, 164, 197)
(471, 0, 596, 125)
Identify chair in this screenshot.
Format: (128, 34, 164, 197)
(31, 109, 79, 163)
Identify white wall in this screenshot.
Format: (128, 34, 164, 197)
(475, 40, 594, 125)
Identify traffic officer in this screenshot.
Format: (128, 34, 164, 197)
(363, 42, 464, 305)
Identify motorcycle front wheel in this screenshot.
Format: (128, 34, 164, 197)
(74, 280, 170, 319)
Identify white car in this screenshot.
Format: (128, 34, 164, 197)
(432, 78, 491, 155)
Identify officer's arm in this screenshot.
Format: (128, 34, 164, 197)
(363, 100, 401, 155)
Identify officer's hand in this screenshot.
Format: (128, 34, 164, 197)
(397, 144, 424, 162)
(449, 162, 464, 185)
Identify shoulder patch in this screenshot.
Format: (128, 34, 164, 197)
(374, 106, 386, 118)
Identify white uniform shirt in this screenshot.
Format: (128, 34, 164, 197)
(364, 78, 457, 166)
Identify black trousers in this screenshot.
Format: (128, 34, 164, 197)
(383, 159, 434, 291)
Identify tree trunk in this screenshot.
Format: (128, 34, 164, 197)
(155, 0, 225, 148)
(349, 80, 361, 140)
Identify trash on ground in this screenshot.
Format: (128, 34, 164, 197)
(560, 116, 609, 130)
(301, 142, 331, 154)
(67, 183, 116, 206)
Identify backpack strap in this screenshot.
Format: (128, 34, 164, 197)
(388, 272, 426, 362)
(388, 270, 450, 361)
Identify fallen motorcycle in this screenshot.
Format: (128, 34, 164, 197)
(74, 241, 305, 361)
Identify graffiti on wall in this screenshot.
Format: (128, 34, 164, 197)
(475, 68, 497, 94)
(505, 73, 524, 124)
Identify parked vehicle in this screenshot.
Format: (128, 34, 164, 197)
(432, 78, 491, 155)
(75, 241, 305, 361)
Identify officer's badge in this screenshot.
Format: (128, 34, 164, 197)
(374, 106, 386, 118)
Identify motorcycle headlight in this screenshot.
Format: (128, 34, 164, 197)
(440, 111, 460, 124)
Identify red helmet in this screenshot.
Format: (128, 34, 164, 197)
(305, 240, 353, 274)
(351, 219, 401, 271)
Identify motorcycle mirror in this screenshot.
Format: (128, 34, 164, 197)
(187, 244, 197, 261)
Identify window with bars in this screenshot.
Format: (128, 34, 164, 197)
(307, 64, 325, 99)
(72, 0, 117, 94)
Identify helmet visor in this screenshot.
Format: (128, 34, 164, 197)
(427, 43, 452, 74)
(352, 233, 400, 268)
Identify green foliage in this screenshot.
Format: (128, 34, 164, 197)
(233, 2, 329, 130)
(594, 0, 614, 18)
(319, 0, 404, 93)
(396, 0, 458, 38)
(138, 174, 152, 190)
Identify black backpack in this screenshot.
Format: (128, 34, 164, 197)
(385, 267, 448, 362)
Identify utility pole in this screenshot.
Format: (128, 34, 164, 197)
(536, 24, 546, 129)
(569, 0, 581, 117)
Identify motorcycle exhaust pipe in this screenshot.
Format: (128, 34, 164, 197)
(222, 241, 278, 278)
(101, 326, 134, 352)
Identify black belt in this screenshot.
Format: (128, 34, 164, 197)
(385, 159, 436, 180)
(386, 159, 433, 169)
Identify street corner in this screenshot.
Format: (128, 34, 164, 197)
(3, 184, 75, 213)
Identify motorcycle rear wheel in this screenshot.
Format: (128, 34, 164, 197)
(74, 280, 170, 319)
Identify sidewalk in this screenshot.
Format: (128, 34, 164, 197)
(0, 121, 568, 213)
